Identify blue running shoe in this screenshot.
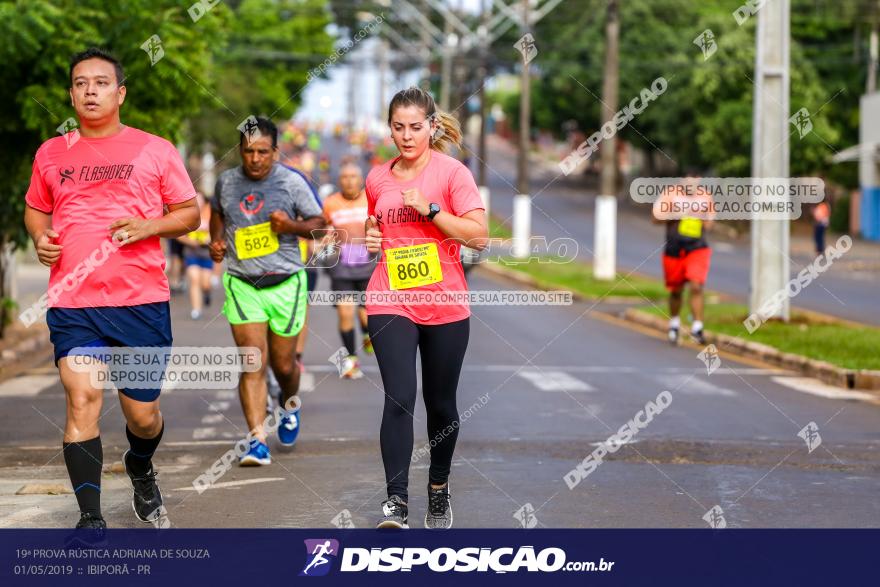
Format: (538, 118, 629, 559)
(277, 408, 300, 447)
(239, 439, 271, 466)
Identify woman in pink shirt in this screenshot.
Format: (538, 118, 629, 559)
(364, 87, 487, 529)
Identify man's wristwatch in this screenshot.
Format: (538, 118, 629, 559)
(426, 202, 441, 220)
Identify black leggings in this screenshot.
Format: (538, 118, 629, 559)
(368, 314, 470, 502)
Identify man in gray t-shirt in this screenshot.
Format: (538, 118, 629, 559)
(212, 163, 322, 284)
(209, 117, 326, 466)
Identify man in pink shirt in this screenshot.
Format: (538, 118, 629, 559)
(23, 48, 200, 530)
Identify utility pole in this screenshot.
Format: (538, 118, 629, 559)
(749, 0, 790, 320)
(420, 0, 432, 89)
(593, 0, 620, 281)
(347, 59, 357, 129)
(440, 15, 454, 110)
(511, 0, 531, 258)
(378, 37, 389, 120)
(477, 0, 491, 216)
(477, 0, 490, 186)
(516, 0, 530, 196)
(868, 1, 879, 93)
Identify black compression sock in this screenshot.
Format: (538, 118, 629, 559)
(63, 437, 103, 517)
(125, 423, 164, 477)
(340, 329, 356, 356)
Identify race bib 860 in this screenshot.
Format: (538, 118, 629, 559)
(386, 243, 443, 290)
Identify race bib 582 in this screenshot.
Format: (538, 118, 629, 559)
(235, 222, 279, 260)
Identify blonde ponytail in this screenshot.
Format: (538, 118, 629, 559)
(388, 87, 463, 154)
(428, 110, 462, 153)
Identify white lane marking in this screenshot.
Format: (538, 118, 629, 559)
(771, 376, 877, 401)
(658, 376, 737, 397)
(166, 440, 233, 447)
(173, 477, 285, 492)
(713, 242, 735, 253)
(201, 413, 225, 425)
(590, 439, 639, 447)
(300, 372, 315, 393)
(0, 375, 59, 398)
(293, 364, 779, 375)
(517, 370, 593, 392)
(215, 390, 236, 400)
(192, 427, 217, 440)
(207, 401, 230, 411)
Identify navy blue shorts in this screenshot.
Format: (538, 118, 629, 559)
(47, 302, 173, 402)
(306, 268, 319, 293)
(185, 256, 213, 270)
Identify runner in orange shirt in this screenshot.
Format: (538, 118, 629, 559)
(322, 162, 376, 379)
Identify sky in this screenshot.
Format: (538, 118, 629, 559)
(297, 0, 506, 127)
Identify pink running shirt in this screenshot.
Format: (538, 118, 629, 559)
(365, 151, 484, 325)
(25, 126, 196, 308)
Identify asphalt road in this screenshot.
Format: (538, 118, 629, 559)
(479, 136, 880, 326)
(1, 269, 878, 529)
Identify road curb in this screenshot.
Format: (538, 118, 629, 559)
(478, 261, 880, 393)
(478, 262, 649, 305)
(622, 308, 880, 393)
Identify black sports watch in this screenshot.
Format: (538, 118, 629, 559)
(426, 202, 441, 220)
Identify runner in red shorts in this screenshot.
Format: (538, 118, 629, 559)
(653, 176, 713, 345)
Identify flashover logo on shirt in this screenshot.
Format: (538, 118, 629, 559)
(58, 164, 135, 185)
(239, 191, 265, 215)
(383, 206, 431, 225)
(60, 167, 75, 185)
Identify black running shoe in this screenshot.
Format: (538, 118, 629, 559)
(75, 512, 106, 530)
(377, 495, 408, 529)
(123, 450, 164, 523)
(67, 513, 107, 548)
(424, 483, 453, 529)
(691, 328, 707, 345)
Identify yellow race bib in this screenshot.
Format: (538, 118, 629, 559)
(188, 230, 210, 244)
(678, 217, 703, 239)
(386, 243, 443, 290)
(299, 239, 309, 263)
(235, 222, 279, 260)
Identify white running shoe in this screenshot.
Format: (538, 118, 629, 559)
(341, 356, 364, 379)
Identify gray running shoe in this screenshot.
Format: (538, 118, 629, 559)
(424, 483, 453, 529)
(377, 495, 408, 529)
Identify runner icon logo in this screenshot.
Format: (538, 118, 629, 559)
(56, 118, 80, 150)
(697, 344, 721, 375)
(328, 346, 349, 376)
(140, 34, 165, 66)
(693, 29, 717, 60)
(798, 422, 822, 453)
(331, 509, 355, 529)
(513, 503, 539, 529)
(703, 505, 727, 529)
(301, 539, 340, 577)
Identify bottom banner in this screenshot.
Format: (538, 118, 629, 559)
(0, 529, 874, 585)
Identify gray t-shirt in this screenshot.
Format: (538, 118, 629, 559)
(213, 164, 322, 280)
